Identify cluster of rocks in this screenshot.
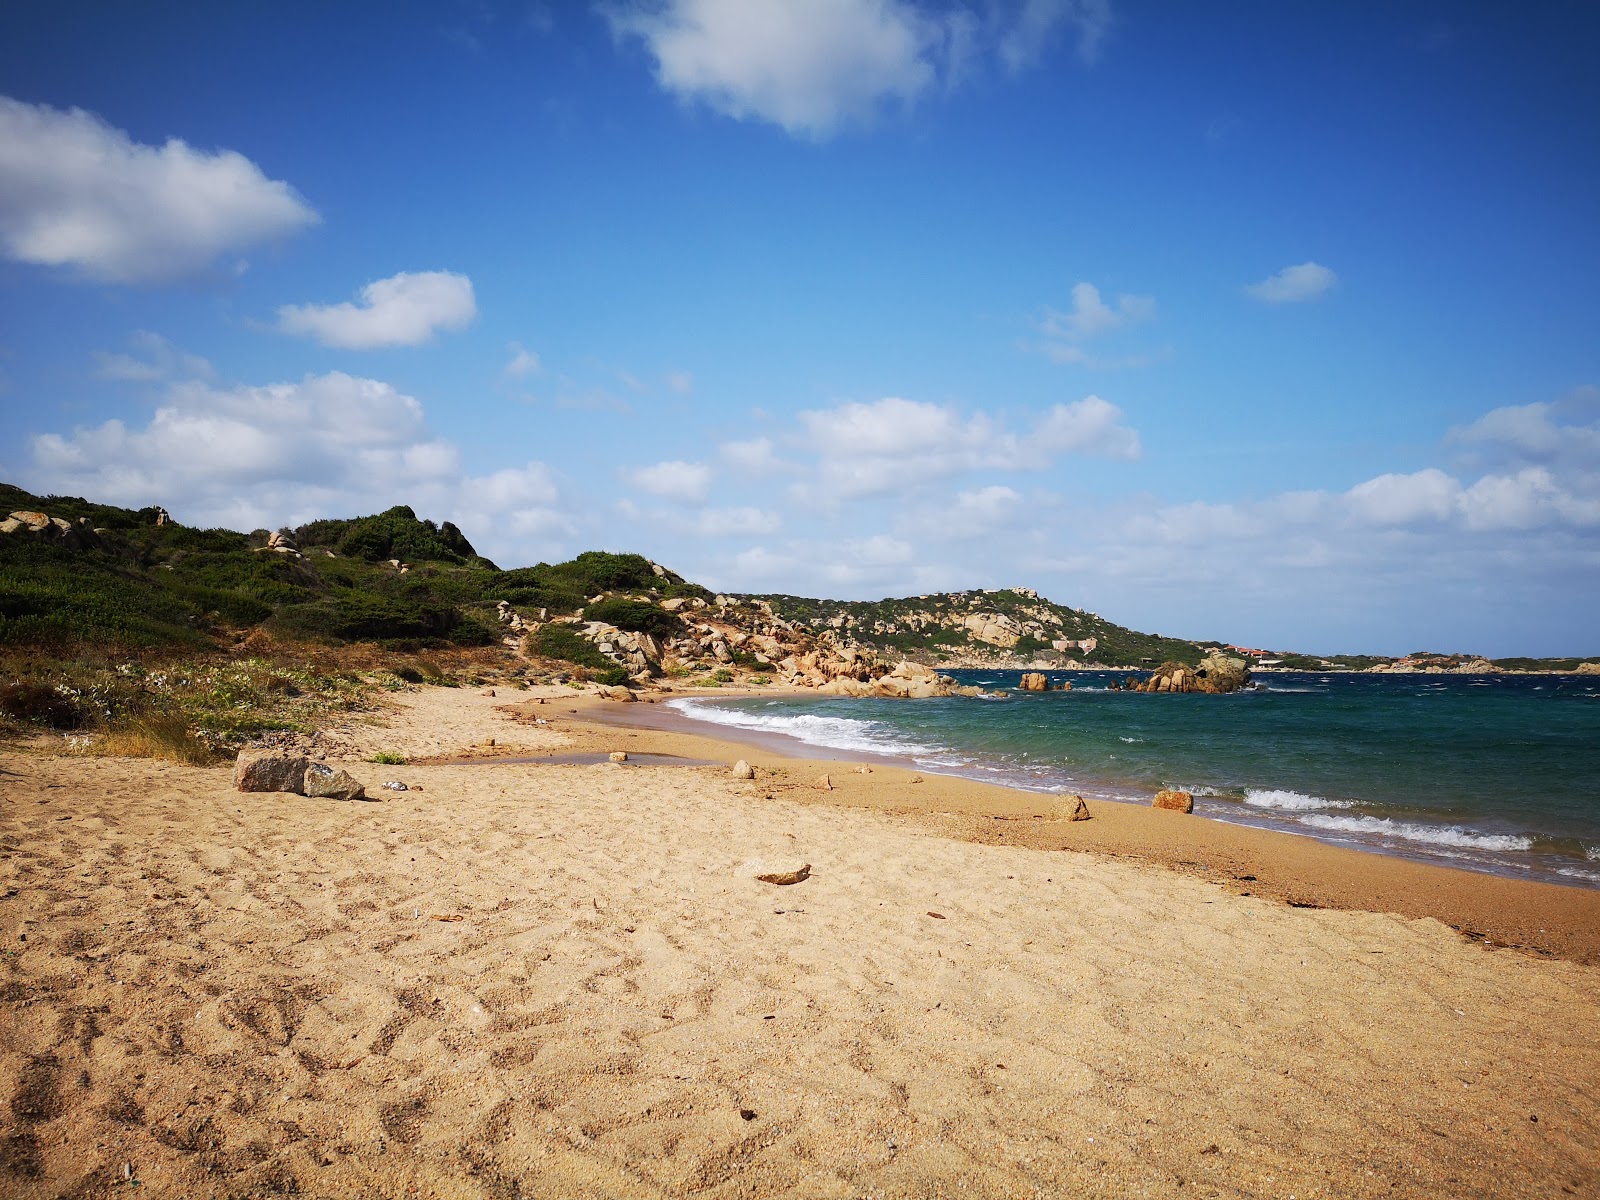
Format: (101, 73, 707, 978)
(1366, 656, 1497, 674)
(1019, 672, 1072, 692)
(233, 749, 370, 801)
(1123, 653, 1251, 695)
(818, 659, 984, 699)
(1, 509, 107, 547)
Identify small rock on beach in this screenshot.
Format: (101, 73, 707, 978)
(1055, 795, 1092, 821)
(1152, 789, 1194, 813)
(304, 762, 369, 802)
(233, 750, 308, 794)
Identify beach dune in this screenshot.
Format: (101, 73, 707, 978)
(1, 688, 1597, 1198)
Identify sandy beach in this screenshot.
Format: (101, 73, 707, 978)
(2, 685, 1598, 1198)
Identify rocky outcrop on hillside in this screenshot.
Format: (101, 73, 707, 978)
(515, 593, 983, 698)
(743, 586, 1227, 671)
(0, 509, 109, 548)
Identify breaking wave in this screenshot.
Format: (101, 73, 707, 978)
(1242, 788, 1353, 812)
(1297, 813, 1533, 853)
(667, 699, 945, 759)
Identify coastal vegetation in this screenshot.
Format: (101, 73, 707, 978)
(3, 483, 1595, 758)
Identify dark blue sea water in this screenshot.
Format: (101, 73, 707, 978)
(668, 670, 1600, 888)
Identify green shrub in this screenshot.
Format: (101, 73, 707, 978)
(594, 666, 630, 687)
(581, 598, 681, 639)
(530, 623, 611, 669)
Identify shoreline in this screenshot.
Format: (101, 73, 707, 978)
(4, 684, 1598, 1197)
(623, 677, 1600, 893)
(546, 688, 1600, 965)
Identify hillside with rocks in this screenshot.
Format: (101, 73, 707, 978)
(5, 485, 1585, 697)
(742, 587, 1227, 670)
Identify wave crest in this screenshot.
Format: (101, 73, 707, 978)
(666, 699, 945, 758)
(1242, 788, 1352, 812)
(1298, 813, 1532, 852)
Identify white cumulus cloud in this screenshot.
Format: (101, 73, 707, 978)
(624, 459, 714, 503)
(0, 95, 317, 283)
(1343, 468, 1460, 525)
(605, 0, 1108, 139)
(277, 271, 477, 349)
(720, 434, 782, 472)
(1246, 261, 1338, 304)
(794, 394, 1139, 499)
(22, 370, 572, 564)
(606, 0, 941, 137)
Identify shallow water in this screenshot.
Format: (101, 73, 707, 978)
(668, 670, 1600, 888)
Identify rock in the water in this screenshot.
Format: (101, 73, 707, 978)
(304, 762, 368, 801)
(731, 759, 755, 780)
(1019, 672, 1048, 692)
(234, 750, 309, 793)
(1055, 794, 1092, 821)
(1136, 655, 1251, 695)
(1152, 789, 1194, 813)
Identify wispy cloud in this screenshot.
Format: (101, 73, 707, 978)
(1246, 261, 1338, 304)
(1033, 281, 1157, 366)
(505, 341, 543, 378)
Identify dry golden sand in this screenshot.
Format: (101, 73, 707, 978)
(0, 686, 1596, 1199)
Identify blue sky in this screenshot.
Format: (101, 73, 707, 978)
(2, 1, 1597, 656)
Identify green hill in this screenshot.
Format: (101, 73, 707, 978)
(0, 483, 702, 653)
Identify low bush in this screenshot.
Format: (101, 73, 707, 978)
(531, 624, 612, 669)
(581, 598, 681, 639)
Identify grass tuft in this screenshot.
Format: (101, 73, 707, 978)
(92, 714, 226, 766)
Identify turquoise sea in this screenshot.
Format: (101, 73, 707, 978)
(668, 670, 1600, 889)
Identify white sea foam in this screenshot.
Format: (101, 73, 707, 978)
(1118, 736, 1142, 743)
(1242, 788, 1352, 812)
(666, 699, 944, 758)
(1586, 844, 1600, 862)
(1172, 783, 1231, 798)
(1297, 813, 1533, 852)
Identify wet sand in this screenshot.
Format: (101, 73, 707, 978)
(0, 685, 1596, 1198)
